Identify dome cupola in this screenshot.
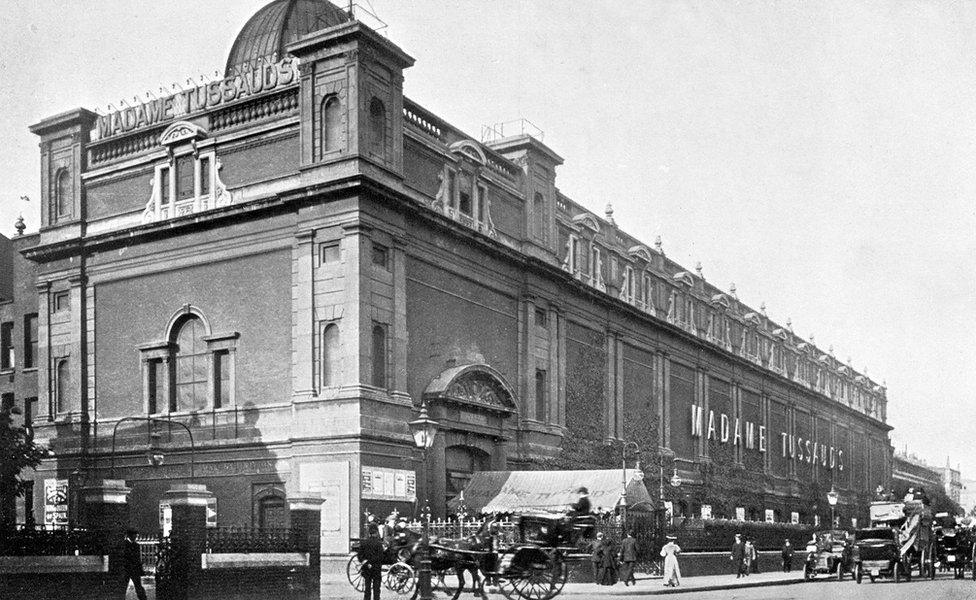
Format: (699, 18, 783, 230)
(225, 0, 350, 76)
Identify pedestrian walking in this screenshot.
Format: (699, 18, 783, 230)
(660, 535, 682, 587)
(781, 539, 793, 572)
(589, 532, 606, 582)
(743, 539, 755, 575)
(749, 539, 760, 573)
(597, 535, 619, 586)
(122, 529, 147, 600)
(357, 524, 385, 600)
(619, 530, 638, 586)
(730, 533, 746, 578)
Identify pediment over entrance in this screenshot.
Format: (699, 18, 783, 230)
(424, 364, 517, 416)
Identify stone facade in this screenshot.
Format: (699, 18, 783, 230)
(7, 1, 892, 552)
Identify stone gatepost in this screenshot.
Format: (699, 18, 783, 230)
(288, 493, 324, 569)
(79, 479, 131, 578)
(289, 493, 324, 595)
(161, 483, 212, 600)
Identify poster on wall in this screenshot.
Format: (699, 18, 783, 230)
(664, 501, 673, 521)
(43, 479, 69, 529)
(361, 467, 417, 502)
(765, 509, 775, 523)
(735, 507, 745, 521)
(700, 504, 712, 520)
(206, 496, 217, 528)
(791, 511, 799, 524)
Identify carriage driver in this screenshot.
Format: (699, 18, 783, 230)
(569, 487, 592, 517)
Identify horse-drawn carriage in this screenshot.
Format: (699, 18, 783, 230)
(932, 512, 975, 579)
(346, 512, 595, 600)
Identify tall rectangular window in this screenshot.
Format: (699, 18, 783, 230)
(55, 358, 69, 414)
(176, 154, 194, 201)
(24, 314, 38, 369)
(477, 183, 487, 222)
(213, 350, 230, 409)
(199, 156, 211, 196)
(0, 322, 13, 370)
(371, 324, 387, 388)
(24, 397, 36, 426)
(147, 358, 164, 414)
(160, 167, 171, 203)
(459, 189, 472, 216)
(534, 308, 548, 329)
(535, 369, 548, 421)
(591, 247, 602, 282)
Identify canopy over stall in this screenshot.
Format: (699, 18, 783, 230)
(447, 469, 654, 515)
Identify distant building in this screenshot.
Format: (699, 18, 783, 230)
(959, 479, 976, 515)
(892, 452, 962, 505)
(10, 0, 893, 555)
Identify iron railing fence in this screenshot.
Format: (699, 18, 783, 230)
(204, 526, 306, 554)
(0, 525, 104, 556)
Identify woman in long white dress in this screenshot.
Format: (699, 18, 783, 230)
(660, 535, 682, 587)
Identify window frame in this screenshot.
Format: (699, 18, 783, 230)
(23, 313, 38, 370)
(370, 322, 388, 389)
(0, 322, 13, 370)
(372, 242, 390, 270)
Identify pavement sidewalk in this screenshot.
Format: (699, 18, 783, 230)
(321, 570, 805, 598)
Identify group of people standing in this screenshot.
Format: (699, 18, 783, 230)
(729, 533, 761, 577)
(588, 531, 682, 588)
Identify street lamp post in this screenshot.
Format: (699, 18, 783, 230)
(827, 486, 839, 528)
(409, 400, 440, 600)
(110, 416, 195, 481)
(621, 442, 640, 530)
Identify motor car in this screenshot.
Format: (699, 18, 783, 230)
(803, 529, 854, 580)
(853, 526, 910, 583)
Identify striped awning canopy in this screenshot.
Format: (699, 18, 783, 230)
(448, 469, 655, 515)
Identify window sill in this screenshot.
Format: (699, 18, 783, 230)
(22, 367, 38, 373)
(0, 368, 14, 376)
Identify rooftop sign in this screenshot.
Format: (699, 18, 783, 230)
(94, 58, 298, 141)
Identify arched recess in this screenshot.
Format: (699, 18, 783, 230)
(164, 304, 214, 341)
(422, 363, 518, 416)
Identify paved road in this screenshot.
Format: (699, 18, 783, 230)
(684, 577, 976, 600)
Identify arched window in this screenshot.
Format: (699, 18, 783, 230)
(55, 169, 71, 219)
(322, 323, 340, 387)
(368, 97, 386, 152)
(173, 316, 207, 412)
(55, 358, 70, 414)
(533, 192, 547, 242)
(371, 323, 387, 388)
(321, 95, 341, 153)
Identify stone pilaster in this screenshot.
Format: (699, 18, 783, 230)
(79, 479, 131, 579)
(292, 230, 316, 399)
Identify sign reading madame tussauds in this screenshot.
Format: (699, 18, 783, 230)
(691, 405, 845, 470)
(95, 58, 299, 140)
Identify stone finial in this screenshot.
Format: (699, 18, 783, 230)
(695, 262, 703, 278)
(809, 334, 815, 344)
(829, 345, 835, 356)
(760, 302, 767, 317)
(14, 215, 25, 236)
(605, 203, 616, 226)
(786, 318, 793, 331)
(654, 235, 663, 253)
(729, 283, 737, 298)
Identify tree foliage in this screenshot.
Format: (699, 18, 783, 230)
(0, 412, 48, 530)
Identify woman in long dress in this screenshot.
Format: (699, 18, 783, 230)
(660, 536, 682, 587)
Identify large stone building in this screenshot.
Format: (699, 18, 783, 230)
(7, 0, 892, 555)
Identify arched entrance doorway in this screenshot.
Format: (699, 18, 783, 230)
(422, 364, 518, 517)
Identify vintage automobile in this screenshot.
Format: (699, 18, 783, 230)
(803, 529, 854, 581)
(853, 526, 911, 583)
(933, 513, 971, 579)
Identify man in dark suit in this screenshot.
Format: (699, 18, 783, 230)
(730, 533, 746, 578)
(619, 530, 638, 586)
(123, 529, 147, 600)
(357, 524, 386, 600)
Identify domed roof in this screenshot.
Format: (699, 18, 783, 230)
(225, 0, 350, 76)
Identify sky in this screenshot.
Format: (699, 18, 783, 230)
(1, 1, 974, 477)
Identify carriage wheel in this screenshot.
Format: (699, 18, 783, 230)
(385, 562, 417, 597)
(499, 551, 562, 600)
(346, 554, 366, 592)
(408, 567, 463, 600)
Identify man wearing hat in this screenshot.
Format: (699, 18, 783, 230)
(730, 533, 746, 578)
(357, 524, 386, 600)
(660, 535, 682, 587)
(122, 528, 147, 600)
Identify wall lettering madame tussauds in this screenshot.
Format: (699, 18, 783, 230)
(691, 404, 844, 471)
(95, 58, 298, 140)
